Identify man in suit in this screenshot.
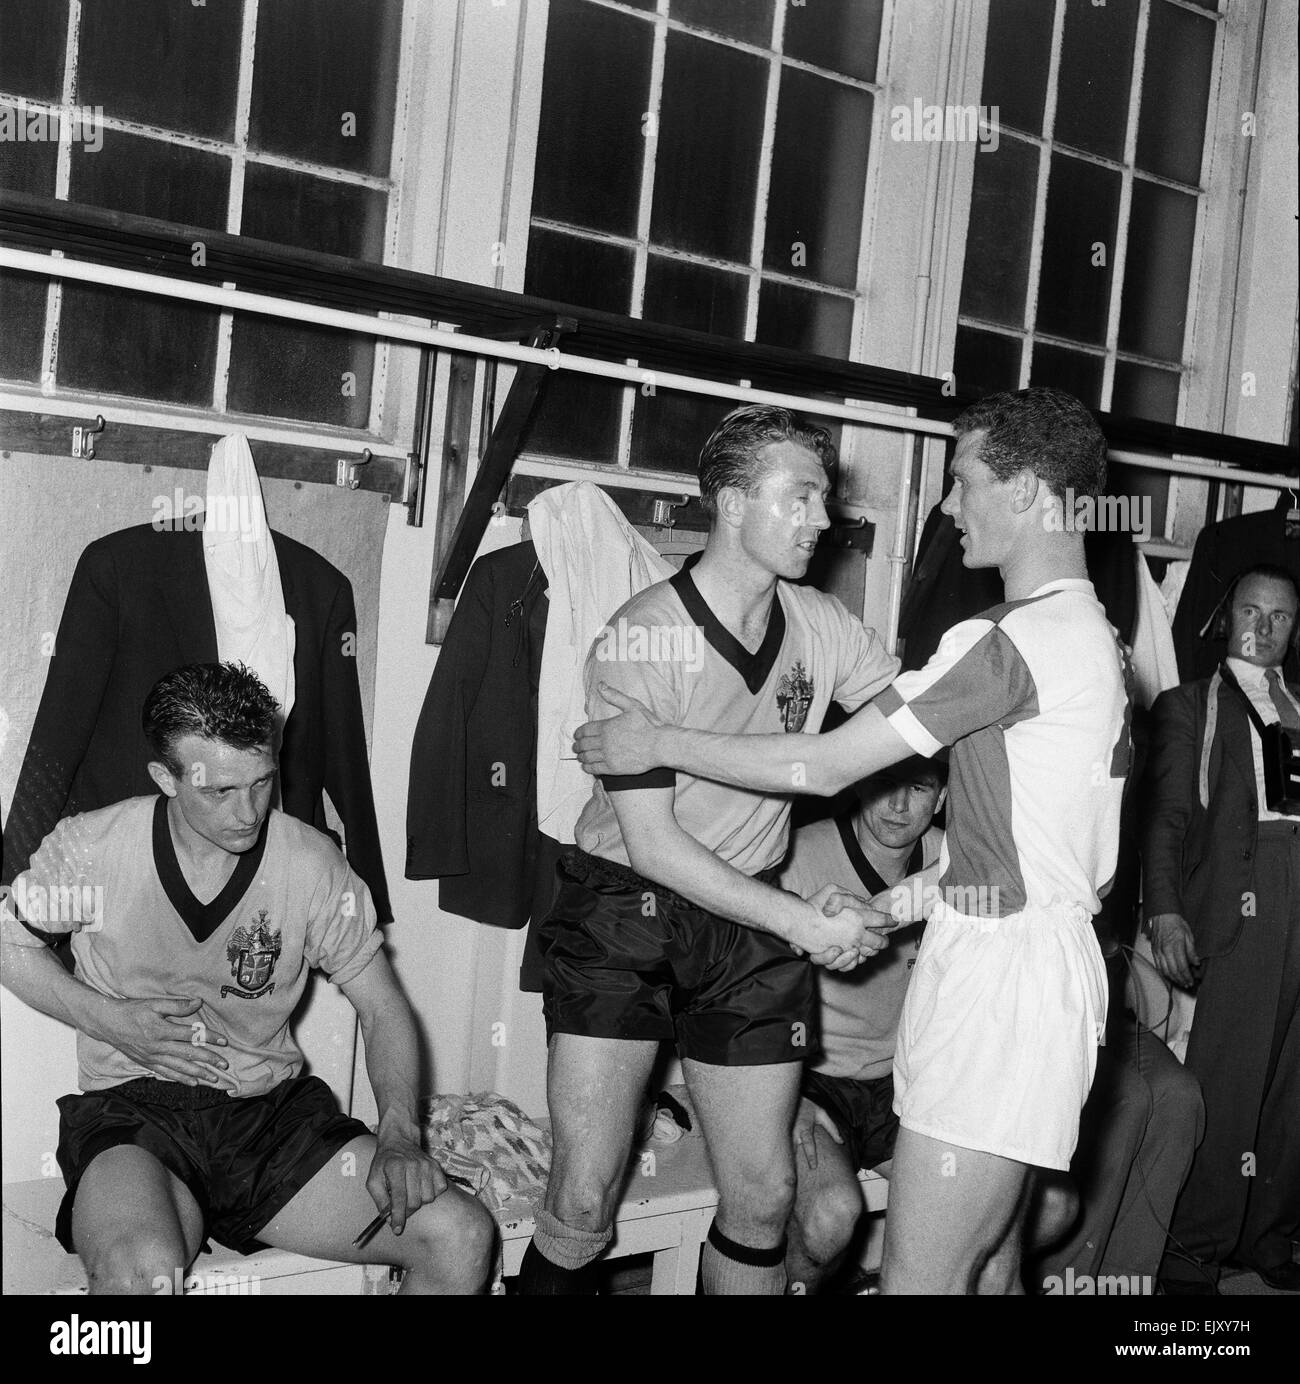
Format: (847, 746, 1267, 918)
(1143, 563, 1300, 1293)
(2, 520, 390, 922)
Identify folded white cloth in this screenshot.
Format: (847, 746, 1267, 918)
(202, 434, 295, 724)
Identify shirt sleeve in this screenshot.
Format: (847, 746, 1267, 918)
(586, 613, 685, 793)
(823, 598, 902, 711)
(874, 617, 1039, 756)
(3, 816, 101, 941)
(304, 850, 383, 986)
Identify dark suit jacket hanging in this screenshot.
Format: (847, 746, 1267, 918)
(406, 541, 552, 931)
(1, 520, 392, 922)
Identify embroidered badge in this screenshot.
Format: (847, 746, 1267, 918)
(222, 909, 282, 999)
(776, 661, 815, 733)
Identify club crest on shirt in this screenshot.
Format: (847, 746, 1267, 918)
(776, 661, 815, 733)
(223, 909, 282, 999)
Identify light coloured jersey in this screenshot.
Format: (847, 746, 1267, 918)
(7, 796, 382, 1096)
(575, 560, 900, 874)
(876, 579, 1130, 916)
(781, 820, 942, 1081)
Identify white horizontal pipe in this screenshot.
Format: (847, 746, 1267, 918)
(0, 247, 952, 436)
(3, 248, 1293, 490)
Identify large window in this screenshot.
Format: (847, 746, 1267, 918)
(0, 0, 403, 429)
(955, 0, 1221, 428)
(522, 0, 885, 474)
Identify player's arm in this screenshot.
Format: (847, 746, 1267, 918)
(580, 689, 914, 799)
(0, 890, 230, 1085)
(340, 950, 447, 1233)
(610, 787, 893, 965)
(870, 859, 942, 926)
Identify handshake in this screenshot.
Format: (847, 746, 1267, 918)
(789, 884, 897, 973)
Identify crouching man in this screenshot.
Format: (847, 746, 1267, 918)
(779, 757, 946, 1292)
(0, 662, 493, 1294)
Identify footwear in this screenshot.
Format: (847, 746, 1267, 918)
(1158, 1276, 1219, 1296)
(1250, 1260, 1300, 1292)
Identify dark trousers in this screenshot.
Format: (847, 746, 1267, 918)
(1162, 820, 1300, 1279)
(1037, 1028, 1203, 1285)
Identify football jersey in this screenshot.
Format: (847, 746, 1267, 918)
(576, 559, 900, 875)
(876, 579, 1130, 916)
(781, 819, 941, 1081)
(8, 796, 381, 1095)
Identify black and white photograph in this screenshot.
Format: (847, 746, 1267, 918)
(0, 0, 1296, 1355)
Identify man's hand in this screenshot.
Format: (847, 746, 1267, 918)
(792, 1097, 843, 1171)
(793, 886, 895, 973)
(366, 1127, 449, 1236)
(1147, 913, 1201, 990)
(573, 685, 664, 776)
(90, 996, 231, 1087)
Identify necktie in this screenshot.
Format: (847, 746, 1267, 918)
(1265, 667, 1300, 730)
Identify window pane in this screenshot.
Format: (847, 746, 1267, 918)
(241, 164, 387, 260)
(670, 0, 774, 46)
(651, 31, 766, 261)
(633, 258, 748, 473)
(59, 285, 219, 406)
(78, 0, 242, 140)
(0, 103, 59, 194)
(0, 273, 48, 382)
(69, 129, 230, 231)
(1119, 180, 1196, 362)
(1111, 361, 1181, 423)
(958, 134, 1037, 327)
(631, 390, 731, 474)
(0, 0, 69, 101)
(60, 125, 226, 406)
(1029, 342, 1104, 407)
(783, 0, 883, 82)
(953, 326, 1022, 397)
(227, 319, 372, 426)
(764, 68, 871, 289)
(755, 281, 853, 357)
(643, 256, 747, 337)
(1136, 2, 1215, 186)
(249, 0, 401, 176)
(532, 0, 653, 236)
(1037, 154, 1120, 346)
(980, 0, 1055, 136)
(1054, 0, 1138, 161)
(523, 228, 635, 463)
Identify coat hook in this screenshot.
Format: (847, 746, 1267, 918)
(335, 448, 373, 490)
(651, 494, 692, 528)
(72, 414, 105, 460)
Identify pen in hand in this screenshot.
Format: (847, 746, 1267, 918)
(352, 1171, 477, 1246)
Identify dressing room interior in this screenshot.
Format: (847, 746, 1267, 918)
(1, 0, 1297, 1304)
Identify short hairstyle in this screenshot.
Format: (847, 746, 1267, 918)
(953, 387, 1108, 501)
(1211, 562, 1300, 642)
(142, 663, 279, 775)
(697, 404, 837, 520)
(864, 754, 948, 792)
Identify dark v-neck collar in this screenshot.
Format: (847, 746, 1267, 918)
(153, 794, 267, 944)
(835, 816, 925, 897)
(670, 552, 786, 695)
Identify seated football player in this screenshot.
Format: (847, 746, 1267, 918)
(0, 662, 493, 1295)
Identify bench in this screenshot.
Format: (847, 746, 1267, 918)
(4, 1134, 888, 1295)
(496, 1131, 889, 1294)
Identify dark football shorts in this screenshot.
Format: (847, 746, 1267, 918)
(802, 1068, 899, 1173)
(539, 848, 818, 1066)
(54, 1074, 371, 1255)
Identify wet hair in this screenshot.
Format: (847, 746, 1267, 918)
(953, 387, 1108, 501)
(697, 404, 837, 520)
(871, 754, 948, 791)
(142, 663, 279, 775)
